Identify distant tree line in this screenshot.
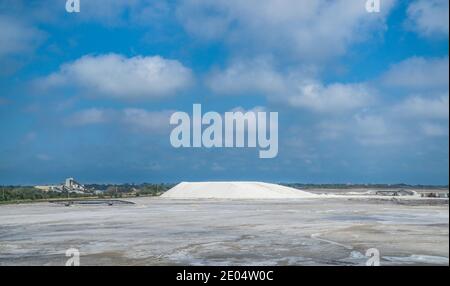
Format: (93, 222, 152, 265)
(0, 186, 90, 203)
(0, 183, 175, 203)
(2, 183, 447, 204)
(85, 183, 174, 197)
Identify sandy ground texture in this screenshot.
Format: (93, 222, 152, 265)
(0, 196, 448, 266)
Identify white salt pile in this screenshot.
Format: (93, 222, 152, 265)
(161, 182, 316, 199)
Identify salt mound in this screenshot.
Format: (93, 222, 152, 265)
(161, 182, 316, 199)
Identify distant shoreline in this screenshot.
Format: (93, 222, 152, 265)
(1, 183, 448, 189)
(1, 184, 448, 206)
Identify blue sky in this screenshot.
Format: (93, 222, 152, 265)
(0, 0, 448, 185)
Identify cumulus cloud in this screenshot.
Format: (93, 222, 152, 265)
(354, 114, 394, 145)
(382, 57, 449, 89)
(207, 59, 373, 113)
(38, 54, 193, 99)
(0, 15, 44, 58)
(206, 59, 287, 95)
(315, 92, 449, 145)
(312, 112, 405, 147)
(406, 0, 449, 37)
(393, 94, 449, 120)
(335, 93, 450, 145)
(315, 110, 411, 146)
(177, 0, 395, 61)
(285, 81, 373, 113)
(420, 122, 448, 137)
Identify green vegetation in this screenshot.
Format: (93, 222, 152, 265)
(0, 183, 175, 205)
(85, 183, 174, 198)
(0, 186, 91, 204)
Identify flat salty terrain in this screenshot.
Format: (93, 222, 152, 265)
(0, 197, 448, 266)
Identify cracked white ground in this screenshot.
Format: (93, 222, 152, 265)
(0, 196, 448, 266)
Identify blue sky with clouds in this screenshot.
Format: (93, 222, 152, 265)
(0, 0, 448, 185)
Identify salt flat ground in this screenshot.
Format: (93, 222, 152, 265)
(0, 197, 448, 266)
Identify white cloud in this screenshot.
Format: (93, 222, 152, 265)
(421, 122, 448, 137)
(355, 114, 389, 137)
(206, 59, 286, 95)
(382, 57, 449, 89)
(311, 112, 407, 147)
(318, 93, 450, 145)
(406, 0, 449, 37)
(353, 114, 403, 146)
(285, 81, 373, 113)
(393, 94, 449, 120)
(177, 0, 395, 61)
(0, 16, 44, 58)
(207, 59, 372, 113)
(38, 54, 193, 99)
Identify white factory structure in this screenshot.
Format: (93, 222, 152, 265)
(35, 178, 87, 193)
(64, 177, 85, 191)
